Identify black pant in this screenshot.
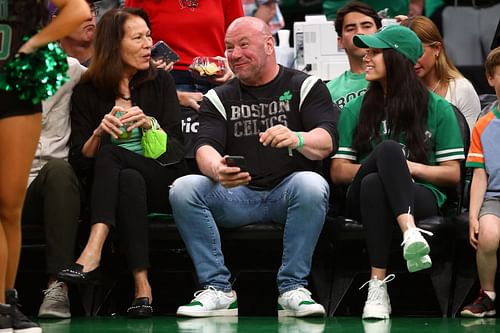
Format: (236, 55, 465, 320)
(91, 145, 186, 270)
(346, 140, 438, 269)
(22, 159, 80, 274)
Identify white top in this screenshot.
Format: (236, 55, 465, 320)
(445, 77, 481, 132)
(28, 57, 87, 186)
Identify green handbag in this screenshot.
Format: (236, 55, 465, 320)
(142, 117, 167, 159)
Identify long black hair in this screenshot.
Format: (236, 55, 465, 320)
(353, 49, 429, 163)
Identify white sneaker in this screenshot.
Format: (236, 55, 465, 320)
(277, 287, 325, 317)
(402, 227, 432, 260)
(360, 275, 395, 319)
(38, 281, 70, 318)
(176, 287, 238, 317)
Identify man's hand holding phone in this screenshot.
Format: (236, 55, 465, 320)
(217, 155, 250, 188)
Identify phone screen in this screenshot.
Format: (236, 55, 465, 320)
(225, 156, 248, 172)
(151, 41, 180, 64)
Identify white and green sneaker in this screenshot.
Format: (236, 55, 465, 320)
(402, 227, 433, 272)
(407, 255, 432, 273)
(277, 287, 325, 317)
(402, 227, 432, 260)
(176, 287, 238, 317)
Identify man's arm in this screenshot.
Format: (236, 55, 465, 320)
(197, 145, 251, 188)
(258, 125, 333, 160)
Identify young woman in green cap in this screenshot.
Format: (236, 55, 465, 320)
(330, 24, 465, 319)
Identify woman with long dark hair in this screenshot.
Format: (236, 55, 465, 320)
(56, 8, 187, 318)
(330, 25, 465, 320)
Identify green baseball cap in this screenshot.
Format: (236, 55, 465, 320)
(353, 25, 424, 64)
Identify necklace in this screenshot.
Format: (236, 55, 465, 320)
(431, 80, 441, 93)
(119, 95, 132, 101)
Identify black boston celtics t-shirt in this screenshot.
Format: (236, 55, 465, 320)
(196, 66, 339, 190)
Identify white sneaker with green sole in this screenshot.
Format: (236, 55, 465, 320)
(176, 287, 238, 317)
(277, 288, 325, 317)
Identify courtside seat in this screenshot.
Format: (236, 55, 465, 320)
(79, 214, 332, 316)
(327, 214, 455, 317)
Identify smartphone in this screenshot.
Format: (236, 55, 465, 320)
(225, 156, 248, 172)
(151, 41, 180, 64)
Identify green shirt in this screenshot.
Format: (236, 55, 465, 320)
(334, 92, 465, 207)
(326, 70, 369, 110)
(111, 127, 145, 155)
(323, 0, 444, 20)
(323, 0, 409, 19)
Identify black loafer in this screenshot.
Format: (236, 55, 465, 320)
(56, 263, 102, 285)
(127, 297, 153, 319)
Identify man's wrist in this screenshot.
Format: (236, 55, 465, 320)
(294, 132, 304, 150)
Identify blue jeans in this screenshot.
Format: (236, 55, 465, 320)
(169, 171, 329, 294)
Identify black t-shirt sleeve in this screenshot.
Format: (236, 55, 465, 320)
(194, 95, 227, 156)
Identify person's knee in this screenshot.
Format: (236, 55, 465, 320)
(289, 171, 329, 204)
(375, 140, 403, 156)
(119, 169, 145, 189)
(169, 174, 212, 206)
(477, 232, 500, 255)
(0, 197, 22, 225)
(360, 173, 383, 199)
(42, 159, 77, 181)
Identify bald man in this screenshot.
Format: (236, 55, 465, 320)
(169, 17, 340, 318)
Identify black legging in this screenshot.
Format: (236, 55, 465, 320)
(346, 140, 438, 269)
(91, 144, 186, 270)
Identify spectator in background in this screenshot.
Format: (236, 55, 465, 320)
(23, 4, 98, 319)
(23, 57, 86, 319)
(0, 1, 91, 332)
(331, 25, 464, 319)
(323, 0, 426, 20)
(326, 1, 381, 110)
(461, 46, 500, 319)
(169, 16, 338, 318)
(242, 0, 285, 34)
(57, 1, 97, 66)
(56, 8, 187, 319)
(401, 15, 481, 131)
(125, 0, 243, 173)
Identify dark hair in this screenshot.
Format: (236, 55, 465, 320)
(353, 49, 429, 163)
(82, 7, 156, 96)
(334, 1, 382, 36)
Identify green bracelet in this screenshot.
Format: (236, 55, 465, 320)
(295, 131, 304, 150)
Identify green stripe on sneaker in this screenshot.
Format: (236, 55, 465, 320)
(299, 301, 316, 305)
(185, 301, 203, 307)
(277, 304, 284, 310)
(228, 300, 238, 309)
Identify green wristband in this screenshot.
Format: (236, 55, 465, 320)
(295, 132, 304, 150)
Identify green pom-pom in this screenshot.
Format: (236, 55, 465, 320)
(0, 38, 69, 104)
